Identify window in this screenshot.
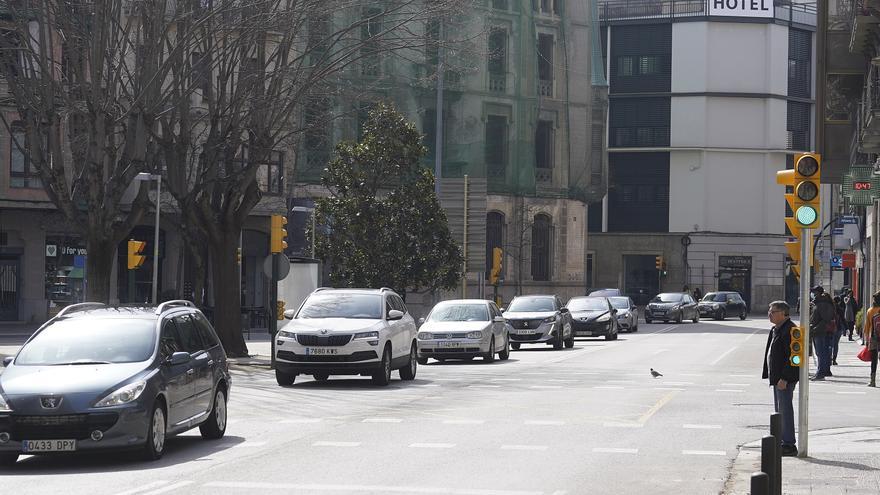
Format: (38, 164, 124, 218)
(304, 96, 331, 173)
(488, 28, 507, 75)
(787, 101, 811, 150)
(537, 34, 553, 81)
(586, 252, 595, 287)
(535, 120, 554, 170)
(486, 211, 505, 275)
(174, 314, 204, 353)
(361, 8, 382, 76)
(608, 152, 670, 232)
(485, 115, 508, 178)
(617, 57, 632, 77)
(191, 52, 211, 99)
(160, 321, 183, 359)
(534, 0, 557, 15)
(531, 214, 552, 281)
(788, 29, 811, 99)
(425, 19, 440, 67)
(192, 313, 220, 348)
(639, 56, 659, 75)
(10, 122, 43, 189)
(308, 15, 330, 66)
(236, 147, 283, 195)
(492, 0, 508, 9)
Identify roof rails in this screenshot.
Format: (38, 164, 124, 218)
(56, 302, 107, 318)
(155, 300, 196, 314)
(313, 287, 333, 292)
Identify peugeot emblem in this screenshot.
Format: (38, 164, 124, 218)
(40, 396, 62, 409)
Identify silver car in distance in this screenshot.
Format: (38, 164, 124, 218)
(417, 300, 511, 364)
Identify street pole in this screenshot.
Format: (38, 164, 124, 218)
(151, 177, 161, 305)
(461, 174, 468, 298)
(269, 253, 278, 369)
(798, 227, 811, 457)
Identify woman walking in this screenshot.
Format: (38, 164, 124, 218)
(861, 291, 880, 387)
(832, 295, 846, 366)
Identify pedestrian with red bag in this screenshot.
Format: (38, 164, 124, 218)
(860, 291, 880, 387)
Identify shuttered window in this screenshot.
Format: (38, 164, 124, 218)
(608, 152, 669, 232)
(788, 29, 811, 99)
(609, 97, 670, 147)
(609, 25, 671, 94)
(786, 101, 811, 150)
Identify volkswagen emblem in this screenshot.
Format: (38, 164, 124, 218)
(581, 317, 589, 321)
(320, 329, 329, 335)
(40, 396, 62, 409)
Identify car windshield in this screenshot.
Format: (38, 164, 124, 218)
(506, 297, 556, 312)
(609, 297, 631, 310)
(567, 298, 608, 311)
(15, 318, 157, 365)
(297, 293, 382, 319)
(428, 304, 489, 322)
(589, 289, 619, 297)
(702, 293, 727, 302)
(652, 293, 683, 303)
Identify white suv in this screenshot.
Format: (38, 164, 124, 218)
(274, 288, 418, 386)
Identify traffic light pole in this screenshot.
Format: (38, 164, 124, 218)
(269, 254, 278, 369)
(798, 227, 811, 457)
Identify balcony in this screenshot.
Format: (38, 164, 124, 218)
(849, 0, 880, 53)
(489, 73, 506, 93)
(538, 79, 553, 98)
(535, 168, 553, 184)
(858, 65, 880, 153)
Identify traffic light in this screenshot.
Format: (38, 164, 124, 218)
(489, 247, 503, 285)
(655, 256, 663, 270)
(776, 153, 821, 277)
(270, 214, 288, 253)
(789, 325, 804, 367)
(276, 300, 285, 320)
(127, 240, 146, 270)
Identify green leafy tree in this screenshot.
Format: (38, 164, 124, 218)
(314, 103, 462, 298)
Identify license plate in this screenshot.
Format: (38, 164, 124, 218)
(515, 330, 536, 335)
(576, 331, 593, 336)
(305, 347, 338, 356)
(438, 341, 462, 348)
(22, 439, 76, 453)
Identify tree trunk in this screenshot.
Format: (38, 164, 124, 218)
(85, 236, 117, 303)
(210, 230, 248, 357)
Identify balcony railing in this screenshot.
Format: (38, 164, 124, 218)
(849, 0, 880, 53)
(489, 73, 506, 93)
(538, 79, 553, 97)
(599, 0, 816, 25)
(535, 168, 553, 183)
(858, 64, 880, 153)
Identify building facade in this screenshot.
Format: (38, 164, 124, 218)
(591, 0, 818, 311)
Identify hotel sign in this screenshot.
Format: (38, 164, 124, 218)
(708, 0, 773, 18)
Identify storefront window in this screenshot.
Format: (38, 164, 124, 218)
(45, 236, 87, 316)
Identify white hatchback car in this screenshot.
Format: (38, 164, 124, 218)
(417, 299, 510, 364)
(274, 288, 418, 386)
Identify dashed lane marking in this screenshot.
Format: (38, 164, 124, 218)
(714, 389, 744, 393)
(720, 383, 750, 387)
(594, 385, 625, 389)
(653, 387, 685, 391)
(362, 418, 403, 423)
(836, 391, 867, 395)
(491, 378, 522, 382)
(592, 447, 638, 454)
(529, 385, 562, 389)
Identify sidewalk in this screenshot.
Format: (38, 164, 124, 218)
(724, 427, 880, 494)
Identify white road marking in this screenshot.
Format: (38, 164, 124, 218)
(313, 441, 361, 447)
(836, 391, 867, 395)
(547, 379, 577, 383)
(710, 346, 739, 366)
(729, 374, 753, 378)
(362, 418, 403, 423)
(683, 450, 726, 456)
(573, 371, 600, 375)
(501, 444, 549, 451)
(443, 419, 486, 425)
(652, 349, 669, 355)
(468, 385, 502, 389)
(603, 422, 644, 428)
(204, 481, 547, 495)
(139, 482, 194, 495)
(114, 481, 170, 495)
(683, 424, 722, 429)
(279, 418, 322, 424)
(525, 420, 565, 426)
(606, 380, 635, 384)
(410, 443, 456, 449)
(715, 389, 744, 393)
(592, 447, 638, 454)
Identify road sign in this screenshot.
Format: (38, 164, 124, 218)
(842, 252, 856, 268)
(840, 215, 859, 225)
(830, 256, 842, 269)
(832, 227, 844, 235)
(262, 253, 291, 280)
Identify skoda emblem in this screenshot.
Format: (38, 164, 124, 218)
(40, 396, 62, 409)
(320, 329, 329, 335)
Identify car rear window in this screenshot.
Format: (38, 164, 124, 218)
(16, 318, 157, 365)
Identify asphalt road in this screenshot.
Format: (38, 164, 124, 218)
(2, 316, 878, 495)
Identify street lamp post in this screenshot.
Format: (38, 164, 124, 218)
(136, 172, 162, 304)
(291, 206, 316, 258)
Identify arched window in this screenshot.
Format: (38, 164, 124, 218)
(486, 211, 505, 275)
(531, 213, 552, 281)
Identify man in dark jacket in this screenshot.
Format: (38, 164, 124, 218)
(810, 286, 836, 379)
(763, 300, 800, 456)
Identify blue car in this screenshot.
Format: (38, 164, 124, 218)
(0, 301, 231, 466)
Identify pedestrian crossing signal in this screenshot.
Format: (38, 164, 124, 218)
(789, 326, 803, 367)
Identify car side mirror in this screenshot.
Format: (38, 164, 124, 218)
(167, 351, 192, 366)
(418, 317, 425, 325)
(493, 316, 505, 323)
(2, 356, 12, 367)
(500, 308, 506, 313)
(559, 308, 569, 313)
(283, 309, 295, 320)
(388, 309, 404, 321)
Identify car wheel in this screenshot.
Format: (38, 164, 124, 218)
(675, 313, 683, 324)
(483, 337, 496, 363)
(142, 400, 167, 461)
(739, 311, 747, 320)
(511, 342, 521, 350)
(199, 388, 227, 440)
(499, 335, 511, 360)
(313, 373, 329, 382)
(553, 333, 564, 350)
(0, 454, 18, 467)
(692, 313, 699, 324)
(632, 323, 639, 333)
(400, 343, 417, 380)
(417, 356, 429, 365)
(564, 334, 575, 348)
(372, 345, 392, 386)
(645, 318, 652, 324)
(276, 369, 296, 386)
(714, 310, 723, 320)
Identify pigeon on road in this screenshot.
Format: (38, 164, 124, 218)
(650, 368, 663, 378)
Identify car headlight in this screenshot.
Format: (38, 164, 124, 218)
(466, 331, 483, 339)
(354, 331, 380, 346)
(418, 332, 434, 340)
(95, 380, 147, 408)
(278, 330, 296, 339)
(597, 314, 611, 322)
(543, 316, 556, 323)
(0, 392, 12, 412)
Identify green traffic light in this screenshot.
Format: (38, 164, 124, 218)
(796, 205, 817, 226)
(791, 355, 801, 366)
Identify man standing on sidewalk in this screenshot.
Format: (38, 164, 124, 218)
(763, 300, 800, 457)
(810, 286, 836, 380)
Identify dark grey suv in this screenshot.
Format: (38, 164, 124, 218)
(0, 301, 231, 466)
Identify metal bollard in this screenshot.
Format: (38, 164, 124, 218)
(769, 414, 783, 495)
(750, 472, 769, 495)
(761, 435, 778, 495)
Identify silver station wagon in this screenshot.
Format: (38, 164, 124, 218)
(417, 299, 510, 363)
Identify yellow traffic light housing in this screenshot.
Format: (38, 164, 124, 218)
(270, 215, 288, 253)
(789, 325, 804, 367)
(127, 240, 146, 270)
(490, 247, 503, 285)
(655, 256, 663, 270)
(777, 153, 821, 230)
(276, 300, 286, 320)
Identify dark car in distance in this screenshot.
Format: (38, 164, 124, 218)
(0, 301, 230, 466)
(698, 291, 749, 320)
(567, 297, 619, 341)
(644, 293, 699, 324)
(502, 295, 573, 350)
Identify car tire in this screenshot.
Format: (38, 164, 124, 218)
(313, 373, 329, 382)
(675, 313, 683, 324)
(645, 318, 652, 324)
(632, 324, 639, 333)
(605, 331, 614, 341)
(199, 388, 227, 440)
(714, 310, 723, 320)
(553, 333, 564, 350)
(499, 335, 510, 360)
(511, 342, 521, 350)
(0, 454, 18, 467)
(372, 345, 392, 386)
(483, 337, 496, 363)
(142, 400, 167, 461)
(692, 313, 699, 324)
(400, 343, 417, 380)
(739, 311, 747, 320)
(564, 334, 574, 348)
(276, 369, 296, 386)
(417, 356, 429, 365)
